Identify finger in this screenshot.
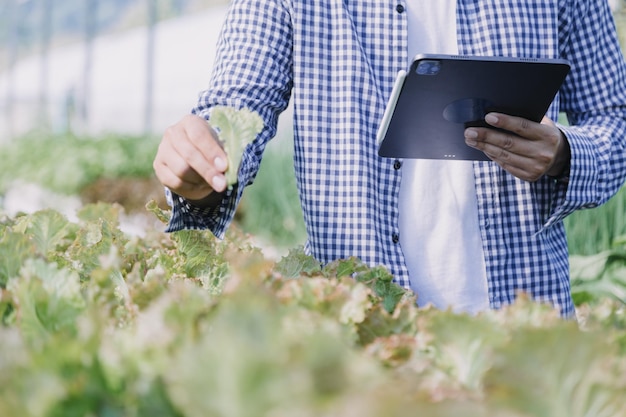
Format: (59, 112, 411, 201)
(492, 160, 544, 182)
(164, 122, 228, 190)
(485, 113, 564, 165)
(181, 114, 229, 172)
(467, 127, 556, 166)
(464, 127, 553, 181)
(157, 128, 227, 193)
(484, 112, 558, 145)
(478, 140, 547, 181)
(155, 137, 201, 183)
(154, 159, 215, 200)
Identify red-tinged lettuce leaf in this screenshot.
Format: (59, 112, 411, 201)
(275, 276, 353, 316)
(484, 325, 626, 417)
(145, 199, 171, 224)
(485, 293, 563, 328)
(277, 252, 409, 314)
(164, 284, 382, 417)
(65, 219, 126, 280)
(64, 205, 129, 281)
(417, 310, 508, 393)
(275, 275, 374, 335)
(169, 229, 230, 293)
(364, 333, 417, 368)
(324, 258, 410, 314)
(355, 296, 419, 347)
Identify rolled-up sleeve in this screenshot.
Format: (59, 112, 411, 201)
(165, 0, 293, 237)
(545, 0, 626, 228)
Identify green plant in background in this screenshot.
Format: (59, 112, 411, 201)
(2, 127, 625, 265)
(238, 134, 307, 251)
(0, 129, 306, 250)
(556, 0, 626, 283)
(615, 0, 626, 48)
(570, 234, 626, 306)
(565, 186, 626, 256)
(0, 133, 159, 195)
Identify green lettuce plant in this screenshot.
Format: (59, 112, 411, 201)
(0, 204, 625, 417)
(208, 106, 264, 188)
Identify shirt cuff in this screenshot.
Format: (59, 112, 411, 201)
(164, 187, 237, 238)
(542, 126, 600, 229)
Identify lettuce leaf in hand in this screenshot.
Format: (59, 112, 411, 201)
(208, 106, 264, 188)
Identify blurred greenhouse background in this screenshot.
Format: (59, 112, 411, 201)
(0, 0, 235, 139)
(0, 0, 622, 140)
(0, 0, 625, 258)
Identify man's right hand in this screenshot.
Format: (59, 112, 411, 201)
(153, 114, 229, 201)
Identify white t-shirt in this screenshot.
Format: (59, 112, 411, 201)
(399, 0, 489, 314)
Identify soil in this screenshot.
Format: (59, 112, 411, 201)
(79, 176, 169, 214)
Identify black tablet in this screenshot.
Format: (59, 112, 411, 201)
(376, 54, 570, 160)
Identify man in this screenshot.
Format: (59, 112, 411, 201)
(153, 0, 626, 317)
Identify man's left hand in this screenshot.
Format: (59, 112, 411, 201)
(464, 112, 570, 182)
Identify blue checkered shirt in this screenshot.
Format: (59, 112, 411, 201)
(166, 0, 626, 317)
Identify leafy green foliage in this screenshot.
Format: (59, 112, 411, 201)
(276, 251, 411, 315)
(566, 185, 626, 256)
(237, 141, 308, 250)
(8, 259, 85, 342)
(0, 204, 625, 416)
(485, 325, 626, 417)
(274, 246, 322, 278)
(0, 227, 36, 288)
(12, 209, 75, 256)
(208, 106, 264, 187)
(570, 234, 626, 306)
(0, 133, 159, 195)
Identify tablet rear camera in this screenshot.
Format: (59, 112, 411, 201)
(416, 60, 441, 75)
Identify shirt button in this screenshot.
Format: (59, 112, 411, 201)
(392, 233, 400, 244)
(395, 4, 405, 13)
(393, 159, 402, 170)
